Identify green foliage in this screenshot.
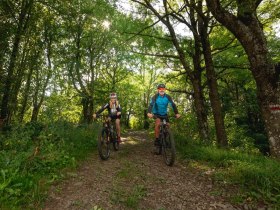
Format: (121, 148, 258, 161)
(221, 81, 269, 155)
(174, 111, 201, 141)
(176, 133, 280, 207)
(267, 35, 280, 62)
(225, 116, 260, 154)
(111, 184, 147, 209)
(40, 92, 81, 123)
(0, 121, 98, 209)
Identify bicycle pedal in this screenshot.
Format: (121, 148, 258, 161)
(154, 141, 161, 146)
(152, 151, 161, 155)
(151, 151, 157, 155)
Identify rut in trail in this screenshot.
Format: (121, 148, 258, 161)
(43, 130, 241, 210)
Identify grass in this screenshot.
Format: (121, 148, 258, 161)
(3, 123, 280, 209)
(0, 121, 98, 209)
(110, 157, 148, 209)
(110, 184, 147, 209)
(116, 162, 140, 178)
(90, 206, 104, 210)
(175, 133, 280, 208)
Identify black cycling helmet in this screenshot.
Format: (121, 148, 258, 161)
(157, 83, 166, 89)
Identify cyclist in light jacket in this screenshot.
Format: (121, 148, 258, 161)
(93, 92, 122, 143)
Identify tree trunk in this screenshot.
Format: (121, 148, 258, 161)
(205, 0, 280, 156)
(191, 16, 210, 142)
(202, 40, 228, 147)
(30, 30, 52, 123)
(88, 97, 94, 124)
(254, 63, 280, 157)
(1, 18, 22, 122)
(198, 8, 228, 147)
(191, 79, 210, 143)
(10, 43, 30, 121)
(81, 96, 93, 124)
(245, 32, 280, 157)
(126, 114, 131, 128)
(20, 65, 33, 122)
(144, 109, 149, 129)
(31, 105, 39, 122)
(0, 0, 33, 125)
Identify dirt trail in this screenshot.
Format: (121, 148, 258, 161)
(43, 130, 242, 210)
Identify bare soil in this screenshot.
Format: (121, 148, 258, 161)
(43, 130, 258, 210)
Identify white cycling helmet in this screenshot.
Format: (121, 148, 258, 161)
(110, 92, 117, 99)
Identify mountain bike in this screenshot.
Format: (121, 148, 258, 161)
(154, 115, 176, 166)
(96, 115, 119, 160)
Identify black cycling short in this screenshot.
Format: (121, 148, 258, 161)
(154, 114, 169, 122)
(110, 114, 121, 120)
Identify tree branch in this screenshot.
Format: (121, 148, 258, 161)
(130, 50, 179, 59)
(126, 18, 162, 41)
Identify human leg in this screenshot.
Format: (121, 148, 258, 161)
(115, 118, 121, 142)
(154, 118, 161, 145)
(115, 119, 120, 136)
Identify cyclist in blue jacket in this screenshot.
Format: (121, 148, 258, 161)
(147, 84, 180, 146)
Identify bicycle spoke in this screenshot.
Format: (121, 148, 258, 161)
(98, 129, 110, 160)
(162, 130, 176, 166)
(154, 136, 162, 155)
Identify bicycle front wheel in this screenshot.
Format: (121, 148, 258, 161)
(112, 130, 119, 151)
(154, 137, 163, 155)
(98, 128, 110, 160)
(162, 129, 176, 166)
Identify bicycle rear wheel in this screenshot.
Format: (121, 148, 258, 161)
(98, 128, 110, 160)
(162, 129, 176, 166)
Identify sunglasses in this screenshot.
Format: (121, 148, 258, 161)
(158, 88, 166, 91)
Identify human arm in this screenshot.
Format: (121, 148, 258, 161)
(147, 95, 156, 118)
(116, 103, 122, 116)
(166, 94, 179, 117)
(94, 103, 109, 118)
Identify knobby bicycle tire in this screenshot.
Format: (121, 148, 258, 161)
(112, 130, 119, 151)
(98, 128, 110, 160)
(155, 138, 162, 155)
(162, 129, 176, 166)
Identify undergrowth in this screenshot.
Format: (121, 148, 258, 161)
(175, 133, 280, 208)
(0, 121, 98, 209)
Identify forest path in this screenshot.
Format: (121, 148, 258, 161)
(43, 130, 241, 210)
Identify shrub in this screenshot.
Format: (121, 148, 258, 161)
(0, 121, 98, 209)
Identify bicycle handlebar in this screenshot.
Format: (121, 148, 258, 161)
(93, 114, 108, 122)
(94, 114, 107, 118)
(94, 114, 119, 123)
(152, 114, 178, 119)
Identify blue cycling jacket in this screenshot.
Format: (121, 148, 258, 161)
(148, 93, 179, 116)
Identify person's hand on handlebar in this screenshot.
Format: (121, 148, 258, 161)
(175, 114, 181, 119)
(147, 113, 153, 118)
(93, 114, 97, 119)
